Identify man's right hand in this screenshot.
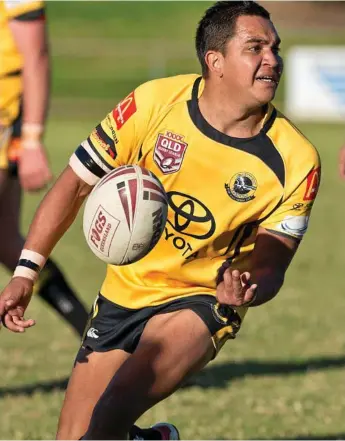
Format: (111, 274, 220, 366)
(0, 277, 36, 333)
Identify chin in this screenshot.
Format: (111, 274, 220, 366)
(255, 91, 276, 106)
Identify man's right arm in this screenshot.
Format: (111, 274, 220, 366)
(0, 166, 92, 332)
(23, 166, 92, 257)
(0, 84, 149, 331)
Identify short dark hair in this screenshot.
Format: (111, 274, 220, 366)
(196, 1, 271, 77)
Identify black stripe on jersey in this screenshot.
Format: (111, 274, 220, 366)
(188, 77, 285, 187)
(3, 69, 21, 78)
(75, 145, 106, 178)
(13, 8, 45, 21)
(138, 145, 143, 161)
(95, 124, 117, 158)
(87, 136, 114, 170)
(216, 223, 255, 284)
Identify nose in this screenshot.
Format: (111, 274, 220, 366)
(262, 48, 280, 69)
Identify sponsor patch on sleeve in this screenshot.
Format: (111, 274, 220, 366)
(303, 167, 320, 201)
(91, 124, 117, 160)
(278, 215, 309, 238)
(112, 91, 136, 130)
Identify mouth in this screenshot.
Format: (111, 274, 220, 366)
(255, 75, 279, 86)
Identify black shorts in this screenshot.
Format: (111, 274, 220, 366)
(78, 294, 242, 359)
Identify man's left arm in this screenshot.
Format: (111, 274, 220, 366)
(244, 227, 299, 306)
(217, 161, 321, 308)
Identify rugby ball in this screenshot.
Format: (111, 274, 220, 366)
(83, 165, 168, 265)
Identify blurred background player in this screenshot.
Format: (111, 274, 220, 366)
(0, 0, 88, 336)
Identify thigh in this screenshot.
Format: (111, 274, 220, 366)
(84, 308, 215, 439)
(56, 347, 130, 440)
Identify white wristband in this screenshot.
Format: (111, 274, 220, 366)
(21, 123, 44, 150)
(13, 249, 47, 282)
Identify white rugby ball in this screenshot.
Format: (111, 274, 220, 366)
(83, 165, 168, 265)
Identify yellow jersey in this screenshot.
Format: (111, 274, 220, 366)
(0, 0, 45, 126)
(70, 74, 321, 314)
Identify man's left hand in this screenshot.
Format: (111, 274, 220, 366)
(216, 268, 257, 307)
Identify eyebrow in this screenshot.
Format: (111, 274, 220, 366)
(245, 37, 281, 46)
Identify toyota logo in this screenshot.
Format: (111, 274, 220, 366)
(167, 191, 216, 239)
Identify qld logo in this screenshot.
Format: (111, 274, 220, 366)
(225, 172, 257, 202)
(154, 131, 188, 174)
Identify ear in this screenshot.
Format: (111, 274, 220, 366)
(204, 50, 224, 78)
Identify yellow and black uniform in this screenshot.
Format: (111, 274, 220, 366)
(0, 0, 45, 170)
(71, 74, 320, 354)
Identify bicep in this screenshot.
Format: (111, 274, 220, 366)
(251, 226, 299, 273)
(56, 165, 94, 199)
(9, 18, 47, 59)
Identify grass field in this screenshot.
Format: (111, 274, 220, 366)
(1, 2, 345, 440)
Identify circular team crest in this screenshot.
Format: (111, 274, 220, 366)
(225, 172, 257, 202)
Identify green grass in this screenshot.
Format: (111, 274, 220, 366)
(1, 2, 345, 439)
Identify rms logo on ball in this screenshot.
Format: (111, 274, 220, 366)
(89, 206, 120, 256)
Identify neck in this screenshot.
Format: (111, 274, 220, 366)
(198, 80, 268, 138)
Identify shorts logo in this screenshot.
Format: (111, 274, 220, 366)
(87, 327, 99, 339)
(303, 167, 320, 201)
(112, 91, 137, 129)
(154, 131, 188, 174)
(225, 172, 257, 202)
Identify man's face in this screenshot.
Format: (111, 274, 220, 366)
(220, 15, 283, 107)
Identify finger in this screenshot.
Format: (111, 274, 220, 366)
(8, 306, 25, 318)
(231, 269, 243, 298)
(222, 268, 233, 290)
(4, 314, 25, 333)
(12, 315, 35, 328)
(243, 284, 258, 304)
(240, 272, 251, 286)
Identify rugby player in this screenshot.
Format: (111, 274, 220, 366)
(0, 0, 88, 336)
(0, 2, 321, 439)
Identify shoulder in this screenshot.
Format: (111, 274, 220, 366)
(269, 107, 320, 169)
(135, 74, 200, 112)
(3, 0, 45, 20)
(267, 107, 321, 197)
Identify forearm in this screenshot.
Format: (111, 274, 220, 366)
(22, 47, 50, 125)
(248, 267, 284, 307)
(23, 166, 91, 258)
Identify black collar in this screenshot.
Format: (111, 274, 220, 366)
(187, 77, 285, 187)
(187, 76, 277, 147)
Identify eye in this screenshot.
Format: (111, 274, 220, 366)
(248, 45, 261, 53)
(272, 46, 281, 54)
